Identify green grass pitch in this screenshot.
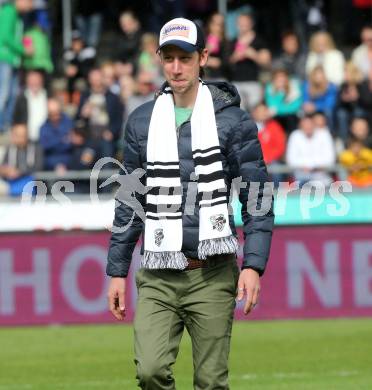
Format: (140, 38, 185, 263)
(0, 318, 371, 390)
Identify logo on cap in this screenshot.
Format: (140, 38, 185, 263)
(162, 24, 190, 39)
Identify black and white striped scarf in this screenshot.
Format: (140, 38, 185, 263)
(142, 81, 238, 269)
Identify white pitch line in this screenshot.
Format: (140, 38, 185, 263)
(235, 370, 360, 381)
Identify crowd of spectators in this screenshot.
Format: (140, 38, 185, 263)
(0, 0, 372, 197)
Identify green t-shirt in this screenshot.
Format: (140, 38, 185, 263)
(174, 106, 193, 128)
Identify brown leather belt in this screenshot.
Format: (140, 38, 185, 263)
(184, 254, 235, 270)
(184, 258, 209, 270)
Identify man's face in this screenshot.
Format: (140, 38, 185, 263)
(300, 117, 315, 137)
(313, 113, 327, 129)
(283, 35, 298, 55)
(72, 39, 84, 52)
(102, 65, 116, 87)
(361, 28, 372, 48)
(160, 45, 207, 96)
(237, 15, 253, 34)
(11, 124, 28, 147)
(47, 99, 62, 123)
(26, 72, 43, 93)
(120, 13, 139, 34)
(136, 73, 154, 96)
(15, 0, 33, 13)
(252, 105, 269, 123)
(351, 119, 369, 140)
(89, 70, 104, 92)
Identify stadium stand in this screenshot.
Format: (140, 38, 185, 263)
(0, 0, 371, 200)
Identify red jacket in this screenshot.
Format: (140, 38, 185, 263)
(258, 119, 286, 164)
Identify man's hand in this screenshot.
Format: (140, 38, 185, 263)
(108, 277, 126, 320)
(237, 268, 260, 315)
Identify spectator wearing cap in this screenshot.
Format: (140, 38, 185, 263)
(13, 70, 48, 142)
(272, 31, 306, 81)
(352, 25, 372, 79)
(252, 102, 286, 187)
(39, 98, 73, 172)
(204, 12, 229, 81)
(0, 122, 43, 196)
(63, 30, 96, 104)
(302, 65, 338, 129)
(306, 31, 345, 86)
(228, 13, 271, 111)
(286, 114, 336, 186)
(76, 67, 124, 159)
(265, 68, 302, 134)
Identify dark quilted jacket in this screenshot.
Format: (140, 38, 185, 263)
(107, 81, 274, 277)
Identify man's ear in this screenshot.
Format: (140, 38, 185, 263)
(199, 48, 209, 67)
(157, 50, 163, 63)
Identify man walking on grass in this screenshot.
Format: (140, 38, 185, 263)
(107, 17, 274, 389)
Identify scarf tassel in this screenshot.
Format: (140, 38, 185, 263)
(198, 235, 239, 260)
(142, 250, 188, 270)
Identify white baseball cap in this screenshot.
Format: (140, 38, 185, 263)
(158, 18, 206, 53)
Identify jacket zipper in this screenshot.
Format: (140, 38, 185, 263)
(176, 119, 190, 140)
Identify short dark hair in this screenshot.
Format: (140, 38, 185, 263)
(281, 30, 298, 40)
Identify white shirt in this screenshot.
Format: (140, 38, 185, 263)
(286, 128, 335, 169)
(306, 50, 345, 86)
(25, 89, 48, 142)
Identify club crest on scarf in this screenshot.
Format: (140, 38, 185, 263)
(154, 228, 165, 246)
(210, 214, 226, 232)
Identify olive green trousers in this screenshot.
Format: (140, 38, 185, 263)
(134, 254, 240, 390)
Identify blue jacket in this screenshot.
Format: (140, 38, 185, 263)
(302, 81, 338, 114)
(107, 82, 274, 277)
(39, 114, 73, 170)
